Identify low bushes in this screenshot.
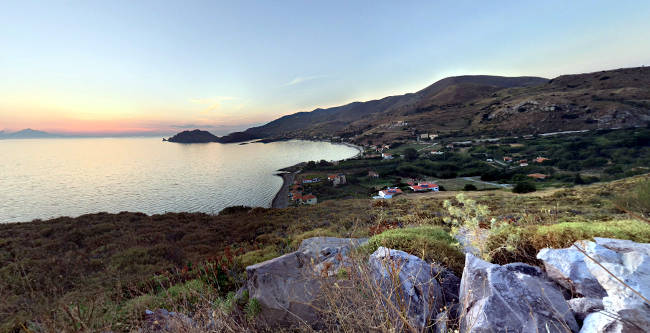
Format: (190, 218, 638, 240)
(486, 219, 650, 265)
(512, 181, 536, 193)
(363, 226, 465, 275)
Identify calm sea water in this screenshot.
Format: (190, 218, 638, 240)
(0, 138, 359, 223)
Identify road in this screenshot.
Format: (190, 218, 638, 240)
(462, 177, 512, 188)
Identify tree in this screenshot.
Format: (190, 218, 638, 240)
(463, 184, 478, 191)
(574, 173, 586, 185)
(404, 148, 419, 161)
(512, 181, 536, 193)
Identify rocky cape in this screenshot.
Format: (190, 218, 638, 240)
(165, 129, 259, 143)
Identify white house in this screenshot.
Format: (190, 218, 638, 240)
(408, 182, 439, 192)
(378, 187, 403, 199)
(382, 153, 394, 160)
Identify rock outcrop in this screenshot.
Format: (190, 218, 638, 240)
(244, 237, 366, 326)
(538, 237, 650, 333)
(368, 247, 444, 332)
(537, 246, 607, 298)
(459, 253, 579, 333)
(567, 297, 604, 322)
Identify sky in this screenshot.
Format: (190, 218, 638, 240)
(1, 1, 649, 136)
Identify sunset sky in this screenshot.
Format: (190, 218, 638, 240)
(1, 1, 649, 135)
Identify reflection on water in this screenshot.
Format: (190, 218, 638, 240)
(0, 138, 359, 223)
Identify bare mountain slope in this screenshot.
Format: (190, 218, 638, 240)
(219, 67, 649, 143)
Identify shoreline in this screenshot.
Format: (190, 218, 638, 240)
(269, 140, 363, 208)
(271, 171, 297, 208)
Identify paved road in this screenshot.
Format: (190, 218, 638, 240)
(462, 177, 512, 188)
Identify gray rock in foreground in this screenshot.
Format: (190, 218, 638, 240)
(537, 246, 607, 298)
(567, 297, 604, 322)
(368, 247, 444, 332)
(459, 253, 579, 333)
(577, 238, 650, 333)
(245, 237, 366, 326)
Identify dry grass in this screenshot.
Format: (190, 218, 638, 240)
(1, 175, 648, 331)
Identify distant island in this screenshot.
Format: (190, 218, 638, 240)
(165, 129, 220, 143)
(0, 128, 62, 139)
(165, 129, 259, 143)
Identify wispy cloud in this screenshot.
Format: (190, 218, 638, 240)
(282, 75, 328, 87)
(188, 96, 237, 112)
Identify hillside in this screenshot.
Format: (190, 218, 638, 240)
(1, 175, 648, 331)
(222, 67, 650, 143)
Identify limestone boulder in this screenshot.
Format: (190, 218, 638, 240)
(537, 246, 607, 298)
(459, 253, 579, 333)
(245, 237, 366, 326)
(368, 247, 444, 332)
(576, 238, 650, 332)
(567, 297, 604, 322)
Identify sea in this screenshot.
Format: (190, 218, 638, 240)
(0, 138, 359, 223)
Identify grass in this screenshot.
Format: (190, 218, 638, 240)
(486, 219, 650, 265)
(363, 226, 465, 275)
(1, 174, 648, 331)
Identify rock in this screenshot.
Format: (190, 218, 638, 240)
(143, 308, 194, 332)
(368, 247, 443, 332)
(434, 310, 449, 333)
(245, 237, 367, 326)
(568, 297, 604, 322)
(537, 246, 607, 298)
(454, 226, 488, 256)
(298, 237, 368, 277)
(575, 238, 650, 332)
(430, 262, 461, 305)
(459, 253, 579, 333)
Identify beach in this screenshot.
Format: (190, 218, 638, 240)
(269, 142, 362, 209)
(271, 171, 296, 208)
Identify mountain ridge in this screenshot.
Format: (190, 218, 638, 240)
(217, 67, 650, 144)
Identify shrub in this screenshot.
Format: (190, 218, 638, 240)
(403, 148, 419, 161)
(486, 219, 650, 265)
(363, 226, 464, 275)
(614, 178, 650, 218)
(244, 298, 262, 319)
(219, 205, 252, 215)
(237, 246, 280, 267)
(512, 181, 536, 193)
(463, 184, 477, 191)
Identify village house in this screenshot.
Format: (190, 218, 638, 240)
(520, 162, 529, 167)
(378, 187, 403, 199)
(503, 156, 513, 162)
(408, 182, 439, 192)
(534, 157, 550, 163)
(301, 194, 317, 205)
(430, 151, 444, 155)
(527, 173, 547, 180)
(368, 171, 379, 178)
(302, 177, 320, 184)
(382, 153, 394, 160)
(327, 173, 347, 186)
